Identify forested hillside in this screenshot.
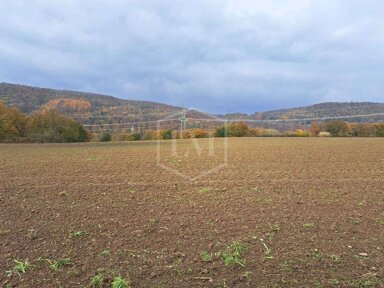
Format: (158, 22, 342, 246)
(252, 102, 384, 121)
(2, 83, 384, 129)
(0, 83, 187, 125)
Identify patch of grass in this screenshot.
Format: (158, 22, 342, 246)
(313, 281, 324, 288)
(47, 258, 72, 271)
(220, 241, 247, 267)
(111, 276, 130, 288)
(100, 249, 111, 257)
(72, 231, 85, 238)
(91, 273, 104, 288)
(303, 223, 316, 228)
(279, 260, 291, 272)
(348, 217, 361, 225)
(86, 157, 98, 161)
(329, 279, 340, 285)
(311, 249, 323, 259)
(267, 224, 280, 240)
(349, 279, 377, 288)
(7, 260, 32, 276)
(200, 251, 213, 262)
(328, 254, 340, 261)
(27, 229, 38, 240)
(197, 187, 211, 193)
(374, 217, 384, 225)
(128, 189, 136, 194)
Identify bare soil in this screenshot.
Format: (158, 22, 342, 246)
(0, 138, 383, 287)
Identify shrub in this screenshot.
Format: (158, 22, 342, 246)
(180, 130, 191, 139)
(214, 126, 227, 137)
(100, 132, 112, 142)
(161, 129, 173, 140)
(294, 129, 310, 137)
(228, 122, 249, 137)
(143, 129, 154, 140)
(260, 129, 281, 137)
(127, 133, 141, 141)
(247, 128, 263, 137)
(374, 123, 384, 137)
(191, 128, 209, 138)
(318, 131, 331, 137)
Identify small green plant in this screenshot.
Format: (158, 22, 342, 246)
(261, 241, 273, 260)
(221, 241, 247, 267)
(47, 258, 72, 271)
(111, 276, 130, 288)
(267, 224, 280, 240)
(279, 260, 291, 271)
(91, 273, 104, 288)
(72, 231, 85, 238)
(27, 229, 38, 240)
(350, 279, 377, 288)
(200, 251, 213, 262)
(13, 260, 32, 273)
(100, 249, 111, 257)
(312, 248, 323, 259)
(197, 187, 211, 193)
(303, 223, 315, 228)
(329, 279, 340, 285)
(328, 254, 340, 261)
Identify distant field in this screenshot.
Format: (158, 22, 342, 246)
(1, 138, 383, 287)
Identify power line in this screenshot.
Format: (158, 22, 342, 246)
(83, 112, 384, 128)
(227, 112, 384, 123)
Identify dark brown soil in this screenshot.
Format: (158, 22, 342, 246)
(0, 138, 383, 287)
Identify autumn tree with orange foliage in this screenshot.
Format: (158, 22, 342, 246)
(0, 102, 90, 143)
(0, 102, 29, 142)
(310, 122, 321, 136)
(42, 98, 92, 113)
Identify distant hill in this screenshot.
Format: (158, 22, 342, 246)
(0, 82, 210, 127)
(253, 102, 384, 121)
(1, 82, 384, 130)
(221, 102, 384, 125)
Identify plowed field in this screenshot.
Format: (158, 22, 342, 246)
(1, 138, 383, 287)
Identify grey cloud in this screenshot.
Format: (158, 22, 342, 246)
(0, 0, 384, 113)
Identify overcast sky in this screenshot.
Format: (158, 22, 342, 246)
(1, 0, 384, 113)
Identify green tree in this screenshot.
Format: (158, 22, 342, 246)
(161, 129, 173, 140)
(100, 132, 112, 142)
(325, 120, 350, 137)
(214, 127, 227, 137)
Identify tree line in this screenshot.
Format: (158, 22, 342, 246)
(99, 120, 384, 142)
(0, 102, 90, 143)
(2, 102, 383, 143)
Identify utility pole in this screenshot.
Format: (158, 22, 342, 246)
(179, 106, 187, 138)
